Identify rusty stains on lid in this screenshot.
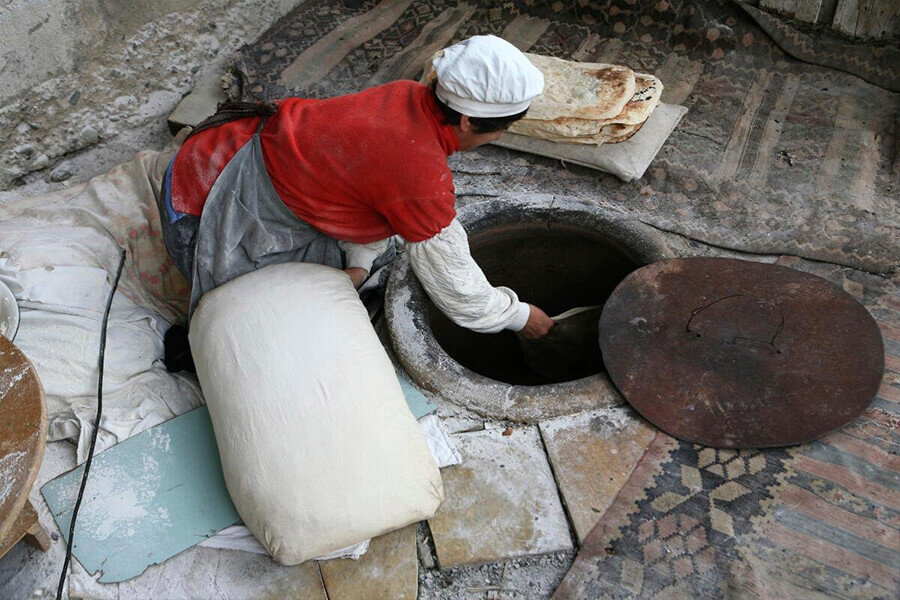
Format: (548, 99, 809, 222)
(599, 258, 884, 448)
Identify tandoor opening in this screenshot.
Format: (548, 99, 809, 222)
(426, 222, 640, 385)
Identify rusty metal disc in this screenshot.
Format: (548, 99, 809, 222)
(599, 258, 884, 448)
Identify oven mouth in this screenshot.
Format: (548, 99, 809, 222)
(385, 196, 674, 423)
(426, 221, 640, 385)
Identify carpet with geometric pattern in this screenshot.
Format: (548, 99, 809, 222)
(554, 257, 898, 599)
(225, 0, 898, 274)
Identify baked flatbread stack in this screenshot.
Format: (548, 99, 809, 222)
(510, 54, 663, 145)
(422, 52, 663, 146)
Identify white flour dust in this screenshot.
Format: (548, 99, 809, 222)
(0, 450, 27, 505)
(0, 363, 29, 400)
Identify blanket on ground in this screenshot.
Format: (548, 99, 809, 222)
(0, 136, 200, 462)
(225, 0, 898, 274)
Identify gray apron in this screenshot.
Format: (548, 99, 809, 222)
(188, 122, 343, 317)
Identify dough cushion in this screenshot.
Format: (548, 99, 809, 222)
(190, 263, 443, 565)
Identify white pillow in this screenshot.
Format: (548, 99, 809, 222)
(189, 263, 443, 564)
(493, 103, 688, 181)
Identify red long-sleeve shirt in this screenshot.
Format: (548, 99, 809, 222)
(170, 81, 461, 243)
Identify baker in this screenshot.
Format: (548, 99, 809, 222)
(158, 35, 555, 370)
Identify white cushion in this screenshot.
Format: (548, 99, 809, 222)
(494, 103, 688, 182)
(190, 263, 444, 564)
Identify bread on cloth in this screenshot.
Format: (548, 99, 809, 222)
(421, 48, 662, 145)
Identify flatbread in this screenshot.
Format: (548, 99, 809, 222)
(599, 73, 662, 125)
(420, 52, 440, 86)
(603, 119, 646, 144)
(420, 51, 636, 122)
(505, 118, 646, 145)
(509, 73, 663, 139)
(523, 53, 636, 121)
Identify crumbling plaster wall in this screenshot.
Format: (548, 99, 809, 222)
(2, 0, 205, 106)
(0, 0, 306, 190)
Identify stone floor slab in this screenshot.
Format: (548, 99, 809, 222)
(539, 406, 657, 543)
(167, 71, 224, 132)
(319, 524, 417, 600)
(427, 426, 573, 568)
(69, 547, 326, 600)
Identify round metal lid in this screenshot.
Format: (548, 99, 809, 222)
(599, 258, 884, 448)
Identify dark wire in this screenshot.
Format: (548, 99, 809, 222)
(56, 248, 126, 600)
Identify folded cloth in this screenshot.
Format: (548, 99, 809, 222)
(493, 103, 688, 181)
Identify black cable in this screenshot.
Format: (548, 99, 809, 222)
(56, 248, 126, 600)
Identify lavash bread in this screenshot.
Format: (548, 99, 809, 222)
(509, 70, 663, 144)
(422, 49, 662, 146)
(518, 54, 636, 121)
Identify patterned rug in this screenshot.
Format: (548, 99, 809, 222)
(554, 257, 899, 599)
(224, 0, 898, 274)
(734, 2, 900, 92)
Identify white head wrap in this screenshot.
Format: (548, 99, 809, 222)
(432, 35, 544, 118)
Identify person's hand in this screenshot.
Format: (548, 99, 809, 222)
(344, 267, 368, 289)
(519, 304, 554, 339)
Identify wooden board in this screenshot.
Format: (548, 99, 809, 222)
(0, 335, 46, 544)
(833, 0, 898, 39)
(41, 406, 240, 583)
(0, 499, 51, 557)
(760, 0, 824, 23)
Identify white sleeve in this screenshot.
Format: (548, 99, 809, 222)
(338, 238, 391, 274)
(406, 219, 530, 334)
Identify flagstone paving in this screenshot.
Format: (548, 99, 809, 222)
(427, 425, 574, 568)
(69, 546, 327, 599)
(539, 406, 657, 543)
(319, 524, 418, 600)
